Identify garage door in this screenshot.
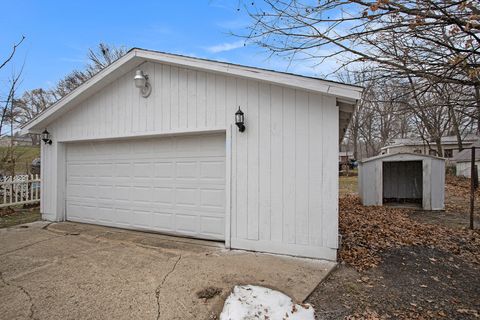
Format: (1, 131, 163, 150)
(65, 133, 226, 240)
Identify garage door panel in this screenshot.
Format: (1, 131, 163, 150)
(68, 184, 97, 199)
(153, 187, 175, 205)
(115, 208, 133, 226)
(97, 186, 114, 200)
(175, 214, 198, 233)
(67, 203, 97, 222)
(115, 163, 131, 177)
(133, 162, 153, 177)
(113, 186, 131, 201)
(200, 161, 225, 179)
(66, 133, 226, 240)
(150, 212, 174, 229)
(200, 216, 224, 236)
(200, 189, 225, 209)
(130, 210, 156, 228)
(154, 162, 175, 178)
(176, 188, 199, 206)
(96, 207, 115, 223)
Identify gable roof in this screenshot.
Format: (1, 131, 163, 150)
(359, 152, 445, 164)
(22, 48, 362, 134)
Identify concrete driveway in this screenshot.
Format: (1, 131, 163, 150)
(0, 221, 335, 320)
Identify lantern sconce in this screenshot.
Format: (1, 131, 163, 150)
(134, 70, 152, 98)
(41, 129, 52, 145)
(235, 107, 245, 132)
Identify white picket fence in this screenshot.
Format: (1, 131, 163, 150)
(0, 174, 41, 208)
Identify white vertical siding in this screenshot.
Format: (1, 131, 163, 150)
(42, 60, 340, 260)
(247, 80, 259, 241)
(308, 94, 324, 246)
(295, 91, 309, 245)
(258, 83, 271, 242)
(430, 158, 445, 210)
(270, 85, 284, 242)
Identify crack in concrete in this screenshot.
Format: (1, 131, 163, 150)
(0, 272, 36, 319)
(155, 255, 182, 320)
(41, 222, 54, 230)
(0, 235, 64, 257)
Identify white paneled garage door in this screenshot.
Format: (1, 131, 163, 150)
(65, 133, 226, 240)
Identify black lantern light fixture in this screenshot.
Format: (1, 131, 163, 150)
(41, 129, 52, 145)
(235, 107, 245, 132)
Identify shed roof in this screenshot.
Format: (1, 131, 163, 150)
(359, 152, 445, 164)
(22, 48, 362, 135)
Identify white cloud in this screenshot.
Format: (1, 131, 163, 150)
(204, 40, 246, 53)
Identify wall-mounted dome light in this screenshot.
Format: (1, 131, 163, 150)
(134, 70, 152, 98)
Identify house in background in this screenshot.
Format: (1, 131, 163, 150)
(0, 134, 33, 147)
(453, 142, 480, 181)
(339, 151, 354, 163)
(339, 151, 355, 170)
(380, 134, 479, 158)
(22, 48, 362, 260)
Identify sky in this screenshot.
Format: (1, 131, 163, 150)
(0, 0, 340, 97)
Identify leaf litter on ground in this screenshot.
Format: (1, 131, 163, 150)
(339, 194, 480, 270)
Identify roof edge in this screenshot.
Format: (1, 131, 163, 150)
(23, 48, 363, 133)
(359, 152, 445, 164)
(22, 50, 140, 133)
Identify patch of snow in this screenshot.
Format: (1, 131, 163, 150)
(219, 285, 315, 320)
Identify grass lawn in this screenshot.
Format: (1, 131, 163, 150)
(339, 175, 358, 195)
(0, 146, 40, 174)
(0, 208, 41, 228)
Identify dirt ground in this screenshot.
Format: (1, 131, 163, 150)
(307, 175, 480, 319)
(0, 207, 40, 228)
(339, 173, 480, 229)
(308, 246, 480, 319)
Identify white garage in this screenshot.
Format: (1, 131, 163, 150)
(22, 48, 362, 260)
(65, 133, 226, 240)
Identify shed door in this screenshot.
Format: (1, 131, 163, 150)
(382, 160, 423, 203)
(65, 133, 226, 241)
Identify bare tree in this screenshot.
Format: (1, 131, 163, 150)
(241, 0, 480, 160)
(0, 36, 25, 71)
(52, 43, 127, 100)
(0, 36, 25, 176)
(243, 0, 479, 85)
(15, 43, 127, 138)
(13, 89, 54, 144)
(1, 36, 25, 136)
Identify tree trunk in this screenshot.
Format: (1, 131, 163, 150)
(435, 137, 443, 157)
(351, 115, 359, 160)
(449, 105, 463, 151)
(353, 137, 358, 160)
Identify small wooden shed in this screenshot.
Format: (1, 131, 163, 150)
(358, 153, 445, 210)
